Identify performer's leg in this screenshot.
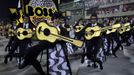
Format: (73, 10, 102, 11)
(112, 36, 122, 57)
(106, 36, 111, 55)
(19, 42, 49, 74)
(93, 39, 103, 70)
(5, 36, 15, 52)
(85, 41, 93, 66)
(4, 40, 20, 64)
(31, 59, 46, 75)
(125, 32, 131, 46)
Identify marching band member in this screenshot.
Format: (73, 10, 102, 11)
(130, 17, 134, 41)
(110, 17, 123, 57)
(73, 19, 86, 63)
(4, 16, 34, 65)
(120, 17, 131, 46)
(83, 13, 103, 70)
(105, 18, 115, 56)
(18, 12, 72, 75)
(74, 18, 84, 40)
(5, 20, 17, 52)
(60, 19, 74, 55)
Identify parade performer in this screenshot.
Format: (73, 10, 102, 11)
(4, 16, 34, 65)
(18, 12, 73, 75)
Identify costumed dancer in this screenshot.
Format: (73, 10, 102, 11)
(83, 13, 104, 70)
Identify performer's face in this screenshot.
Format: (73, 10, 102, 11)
(124, 18, 128, 22)
(53, 18, 65, 26)
(13, 21, 16, 25)
(91, 16, 97, 23)
(24, 17, 29, 23)
(109, 20, 114, 25)
(47, 19, 54, 26)
(79, 21, 83, 25)
(59, 18, 65, 24)
(53, 19, 59, 26)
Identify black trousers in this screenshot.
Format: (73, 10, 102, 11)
(5, 36, 15, 51)
(85, 37, 103, 65)
(4, 38, 31, 64)
(20, 41, 55, 75)
(22, 43, 47, 75)
(106, 34, 114, 54)
(111, 33, 123, 57)
(131, 29, 134, 41)
(121, 31, 131, 45)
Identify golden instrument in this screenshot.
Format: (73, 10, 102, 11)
(18, 10, 24, 23)
(106, 24, 121, 34)
(75, 25, 84, 32)
(84, 24, 121, 40)
(8, 28, 33, 40)
(124, 23, 131, 31)
(36, 22, 83, 47)
(118, 23, 131, 34)
(85, 26, 102, 40)
(16, 28, 33, 40)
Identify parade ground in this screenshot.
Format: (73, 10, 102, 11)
(0, 36, 134, 75)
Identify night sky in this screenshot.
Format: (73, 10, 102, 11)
(0, 0, 18, 20)
(0, 0, 73, 21)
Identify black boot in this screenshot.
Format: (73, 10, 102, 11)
(9, 56, 13, 61)
(18, 60, 28, 69)
(98, 61, 103, 70)
(87, 64, 91, 67)
(92, 58, 103, 70)
(105, 52, 111, 56)
(112, 52, 117, 58)
(126, 43, 131, 46)
(40, 71, 46, 75)
(4, 55, 9, 64)
(93, 62, 98, 68)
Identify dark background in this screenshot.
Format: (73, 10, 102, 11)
(0, 0, 73, 21)
(0, 0, 18, 20)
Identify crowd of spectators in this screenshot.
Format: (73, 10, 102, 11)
(85, 0, 134, 15)
(122, 3, 134, 12)
(96, 3, 134, 15)
(97, 6, 120, 14)
(85, 0, 132, 6)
